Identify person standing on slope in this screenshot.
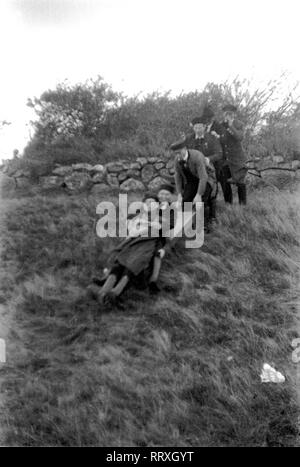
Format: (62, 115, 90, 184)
(184, 114, 223, 220)
(201, 104, 248, 205)
(199, 105, 232, 203)
(220, 104, 247, 205)
(170, 139, 217, 232)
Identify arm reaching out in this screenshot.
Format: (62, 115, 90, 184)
(195, 154, 208, 196)
(227, 119, 244, 141)
(174, 159, 184, 196)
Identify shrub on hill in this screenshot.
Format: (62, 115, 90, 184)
(16, 74, 299, 176)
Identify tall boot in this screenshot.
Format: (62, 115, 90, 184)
(223, 181, 233, 203)
(237, 183, 247, 205)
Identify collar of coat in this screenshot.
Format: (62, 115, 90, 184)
(178, 149, 189, 163)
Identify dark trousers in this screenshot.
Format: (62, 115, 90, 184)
(203, 183, 216, 227)
(218, 165, 246, 205)
(237, 183, 247, 205)
(218, 165, 232, 203)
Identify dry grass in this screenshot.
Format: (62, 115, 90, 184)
(0, 184, 300, 446)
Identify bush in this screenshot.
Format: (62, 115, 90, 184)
(21, 74, 300, 172)
(20, 136, 103, 178)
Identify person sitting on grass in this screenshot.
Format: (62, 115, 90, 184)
(90, 184, 177, 299)
(88, 192, 169, 304)
(148, 183, 177, 292)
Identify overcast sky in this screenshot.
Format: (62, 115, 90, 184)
(0, 0, 299, 161)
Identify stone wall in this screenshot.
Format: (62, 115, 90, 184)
(1, 155, 176, 194)
(1, 153, 300, 195)
(245, 155, 300, 186)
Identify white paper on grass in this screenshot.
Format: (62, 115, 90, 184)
(0, 338, 6, 363)
(260, 363, 285, 383)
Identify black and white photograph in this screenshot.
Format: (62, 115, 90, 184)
(0, 0, 300, 451)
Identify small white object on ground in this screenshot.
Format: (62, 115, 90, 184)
(292, 351, 300, 364)
(260, 363, 285, 383)
(0, 339, 5, 363)
(291, 338, 300, 363)
(291, 337, 300, 348)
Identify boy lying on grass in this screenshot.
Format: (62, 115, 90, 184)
(88, 186, 176, 305)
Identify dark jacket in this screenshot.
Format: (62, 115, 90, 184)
(210, 119, 247, 183)
(185, 132, 224, 173)
(208, 120, 224, 138)
(108, 211, 165, 276)
(174, 149, 217, 198)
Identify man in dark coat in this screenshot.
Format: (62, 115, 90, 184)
(201, 105, 224, 140)
(200, 105, 233, 203)
(170, 139, 217, 230)
(184, 115, 223, 217)
(221, 104, 247, 204)
(202, 104, 247, 205)
(185, 116, 224, 172)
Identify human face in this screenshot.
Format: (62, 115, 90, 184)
(143, 197, 159, 213)
(193, 123, 205, 137)
(158, 189, 173, 204)
(174, 147, 187, 160)
(223, 111, 235, 124)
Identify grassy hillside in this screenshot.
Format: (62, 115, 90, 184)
(1, 184, 300, 446)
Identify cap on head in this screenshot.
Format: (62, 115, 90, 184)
(169, 138, 187, 151)
(192, 112, 213, 125)
(158, 183, 175, 194)
(201, 105, 215, 122)
(191, 116, 203, 126)
(222, 104, 238, 112)
(142, 191, 159, 203)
